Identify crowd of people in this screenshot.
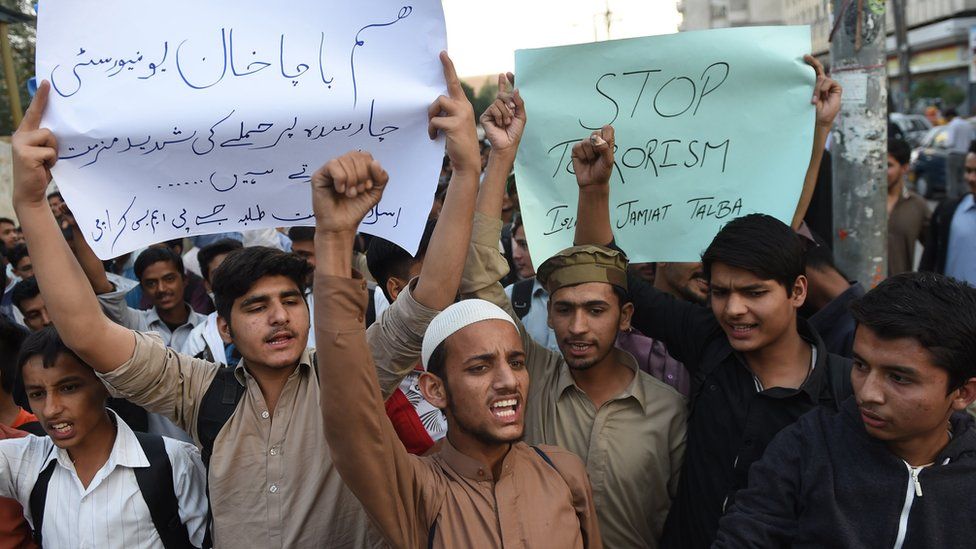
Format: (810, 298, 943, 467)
(0, 48, 973, 549)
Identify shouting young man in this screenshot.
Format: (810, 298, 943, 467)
(315, 150, 602, 548)
(12, 50, 481, 548)
(570, 56, 846, 549)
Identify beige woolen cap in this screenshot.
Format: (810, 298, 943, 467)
(421, 299, 518, 369)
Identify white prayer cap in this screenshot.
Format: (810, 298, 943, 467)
(421, 299, 518, 369)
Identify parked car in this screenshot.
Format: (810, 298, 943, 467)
(910, 126, 950, 198)
(890, 113, 932, 148)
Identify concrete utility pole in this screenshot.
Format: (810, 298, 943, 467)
(829, 0, 888, 287)
(891, 0, 911, 112)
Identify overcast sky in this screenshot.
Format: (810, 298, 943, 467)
(442, 0, 681, 77)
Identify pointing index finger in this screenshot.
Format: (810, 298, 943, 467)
(440, 51, 464, 99)
(20, 80, 50, 132)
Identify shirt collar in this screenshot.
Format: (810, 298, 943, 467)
(962, 193, 976, 212)
(233, 346, 315, 386)
(439, 436, 500, 481)
(532, 278, 547, 298)
(724, 317, 832, 401)
(50, 409, 149, 473)
(146, 304, 206, 331)
(555, 347, 647, 407)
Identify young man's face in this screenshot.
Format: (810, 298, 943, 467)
(548, 282, 633, 371)
(708, 262, 806, 354)
(219, 275, 309, 373)
(887, 154, 907, 190)
(291, 240, 316, 271)
(204, 253, 232, 291)
(140, 260, 187, 313)
(851, 326, 975, 448)
(511, 225, 535, 280)
(48, 194, 64, 215)
(14, 255, 32, 280)
(965, 152, 976, 195)
(0, 222, 17, 249)
(23, 353, 110, 451)
(657, 262, 708, 305)
(20, 294, 51, 332)
(430, 320, 528, 446)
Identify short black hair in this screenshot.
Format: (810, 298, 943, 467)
(511, 213, 524, 236)
(366, 218, 437, 303)
(134, 246, 184, 282)
(702, 214, 805, 294)
(426, 340, 449, 383)
(850, 272, 976, 392)
(803, 228, 849, 279)
(6, 244, 29, 269)
(16, 325, 87, 406)
(888, 138, 911, 166)
(198, 239, 243, 282)
(0, 217, 14, 227)
(211, 246, 311, 323)
(0, 316, 27, 395)
(945, 107, 959, 118)
(46, 191, 62, 200)
(287, 226, 315, 243)
(11, 277, 40, 313)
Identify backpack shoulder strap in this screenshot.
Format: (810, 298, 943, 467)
(511, 278, 535, 320)
(197, 367, 245, 469)
(28, 448, 57, 546)
(132, 432, 195, 549)
(531, 445, 557, 470)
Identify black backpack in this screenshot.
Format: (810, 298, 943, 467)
(510, 278, 535, 320)
(196, 354, 319, 466)
(29, 431, 194, 548)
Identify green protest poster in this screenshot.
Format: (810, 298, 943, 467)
(515, 26, 815, 268)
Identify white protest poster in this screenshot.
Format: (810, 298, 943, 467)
(515, 27, 815, 267)
(36, 0, 447, 259)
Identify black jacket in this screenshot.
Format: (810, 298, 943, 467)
(626, 273, 853, 549)
(714, 398, 976, 548)
(919, 194, 966, 274)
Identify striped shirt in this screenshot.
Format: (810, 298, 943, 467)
(0, 411, 208, 548)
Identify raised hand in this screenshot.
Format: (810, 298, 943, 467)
(480, 72, 525, 156)
(428, 51, 480, 174)
(804, 54, 842, 128)
(571, 125, 615, 190)
(311, 151, 389, 235)
(12, 81, 57, 208)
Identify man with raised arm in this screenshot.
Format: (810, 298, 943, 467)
(315, 152, 601, 548)
(569, 59, 848, 549)
(454, 75, 687, 548)
(12, 50, 481, 548)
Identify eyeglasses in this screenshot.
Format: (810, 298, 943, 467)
(965, 167, 976, 174)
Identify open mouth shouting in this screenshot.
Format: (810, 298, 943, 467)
(47, 420, 75, 440)
(265, 330, 296, 349)
(565, 341, 595, 358)
(490, 397, 521, 423)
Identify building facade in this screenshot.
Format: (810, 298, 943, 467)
(678, 0, 976, 113)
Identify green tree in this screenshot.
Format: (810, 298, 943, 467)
(910, 78, 965, 110)
(0, 0, 34, 135)
(472, 82, 497, 118)
(461, 80, 477, 108)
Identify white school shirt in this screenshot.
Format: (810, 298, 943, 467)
(0, 410, 208, 548)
